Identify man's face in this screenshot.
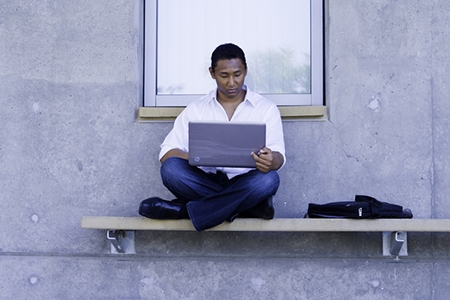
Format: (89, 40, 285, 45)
(209, 58, 247, 100)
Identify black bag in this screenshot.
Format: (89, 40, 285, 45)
(306, 195, 413, 219)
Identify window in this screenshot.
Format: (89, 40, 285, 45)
(144, 0, 323, 107)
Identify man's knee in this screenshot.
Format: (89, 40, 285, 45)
(161, 157, 205, 189)
(160, 157, 188, 186)
(161, 156, 186, 175)
(246, 170, 280, 195)
(262, 170, 280, 192)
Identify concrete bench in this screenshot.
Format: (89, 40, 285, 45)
(81, 217, 450, 257)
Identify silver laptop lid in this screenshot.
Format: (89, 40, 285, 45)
(188, 121, 266, 167)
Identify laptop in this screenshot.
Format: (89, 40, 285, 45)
(188, 121, 266, 167)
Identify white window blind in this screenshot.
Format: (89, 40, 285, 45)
(144, 0, 323, 106)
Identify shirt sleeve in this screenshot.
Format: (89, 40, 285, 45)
(159, 109, 190, 161)
(264, 103, 286, 169)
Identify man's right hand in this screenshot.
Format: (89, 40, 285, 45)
(160, 148, 189, 163)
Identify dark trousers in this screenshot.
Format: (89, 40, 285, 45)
(160, 157, 280, 231)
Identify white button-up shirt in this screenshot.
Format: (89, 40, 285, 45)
(159, 86, 286, 178)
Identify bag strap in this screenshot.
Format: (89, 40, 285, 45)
(355, 195, 381, 217)
(355, 195, 381, 206)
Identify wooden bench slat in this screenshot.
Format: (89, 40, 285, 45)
(81, 217, 450, 232)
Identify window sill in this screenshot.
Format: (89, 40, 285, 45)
(137, 106, 327, 122)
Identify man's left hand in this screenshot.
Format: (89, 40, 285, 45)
(251, 147, 283, 172)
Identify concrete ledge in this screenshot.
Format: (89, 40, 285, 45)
(81, 217, 450, 232)
(137, 106, 327, 122)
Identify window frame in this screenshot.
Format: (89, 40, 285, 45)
(143, 0, 324, 108)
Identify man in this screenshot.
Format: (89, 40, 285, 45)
(139, 43, 286, 231)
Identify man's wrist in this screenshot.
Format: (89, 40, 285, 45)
(271, 151, 284, 170)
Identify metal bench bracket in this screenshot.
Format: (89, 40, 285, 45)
(107, 230, 136, 254)
(382, 231, 407, 257)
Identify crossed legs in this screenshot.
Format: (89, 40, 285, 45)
(160, 157, 280, 231)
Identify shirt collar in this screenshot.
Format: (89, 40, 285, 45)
(208, 85, 257, 107)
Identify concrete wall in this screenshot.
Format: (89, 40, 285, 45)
(2, 0, 450, 299)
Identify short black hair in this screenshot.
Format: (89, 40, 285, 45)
(210, 43, 247, 72)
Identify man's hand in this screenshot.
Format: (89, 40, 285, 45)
(160, 148, 189, 163)
(251, 147, 284, 172)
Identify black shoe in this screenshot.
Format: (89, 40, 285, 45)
(238, 197, 275, 220)
(139, 197, 184, 219)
